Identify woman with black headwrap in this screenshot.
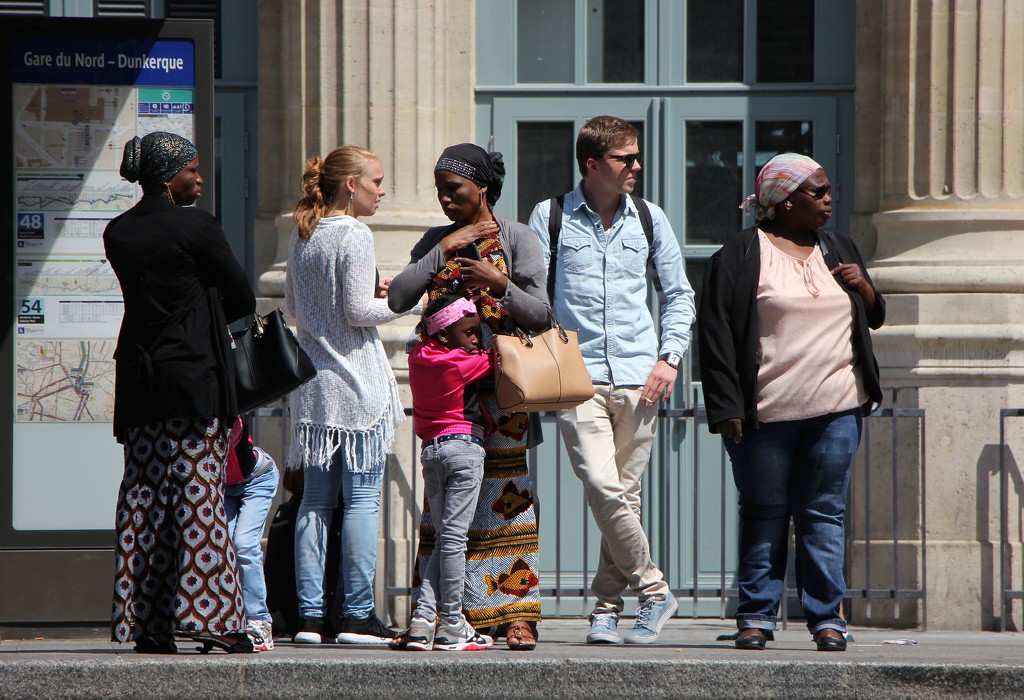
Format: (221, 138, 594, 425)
(388, 143, 549, 650)
(104, 131, 256, 653)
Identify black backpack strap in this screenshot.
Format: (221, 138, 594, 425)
(629, 193, 664, 300)
(546, 194, 565, 305)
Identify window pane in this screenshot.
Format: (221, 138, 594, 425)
(684, 121, 742, 246)
(629, 120, 645, 199)
(517, 0, 574, 84)
(756, 0, 814, 82)
(754, 120, 813, 175)
(686, 0, 742, 82)
(685, 257, 707, 382)
(587, 0, 644, 83)
(516, 122, 576, 224)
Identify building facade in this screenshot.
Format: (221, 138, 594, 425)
(1, 0, 1021, 632)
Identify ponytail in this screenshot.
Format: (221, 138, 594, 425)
(292, 146, 378, 240)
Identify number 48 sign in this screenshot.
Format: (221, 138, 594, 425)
(17, 212, 44, 249)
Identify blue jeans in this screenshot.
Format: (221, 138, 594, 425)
(413, 438, 485, 624)
(724, 408, 862, 634)
(294, 451, 383, 620)
(224, 455, 279, 623)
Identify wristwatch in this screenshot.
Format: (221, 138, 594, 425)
(659, 351, 682, 369)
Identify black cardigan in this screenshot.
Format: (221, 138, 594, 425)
(104, 195, 256, 441)
(698, 226, 885, 432)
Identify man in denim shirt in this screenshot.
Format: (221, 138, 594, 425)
(529, 116, 694, 645)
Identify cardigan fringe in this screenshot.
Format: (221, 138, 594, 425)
(287, 379, 403, 473)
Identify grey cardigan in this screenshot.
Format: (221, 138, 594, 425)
(387, 215, 550, 332)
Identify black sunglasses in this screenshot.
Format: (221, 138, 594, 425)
(605, 152, 642, 167)
(797, 184, 832, 200)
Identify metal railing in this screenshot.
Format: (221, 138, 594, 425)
(251, 392, 930, 628)
(998, 408, 1024, 632)
(379, 404, 929, 628)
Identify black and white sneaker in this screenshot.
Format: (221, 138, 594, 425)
(335, 615, 399, 644)
(293, 617, 324, 644)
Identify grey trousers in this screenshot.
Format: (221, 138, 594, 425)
(413, 438, 486, 624)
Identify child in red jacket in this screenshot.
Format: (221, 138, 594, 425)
(396, 292, 494, 651)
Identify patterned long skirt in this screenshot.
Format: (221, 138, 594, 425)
(111, 416, 246, 642)
(416, 392, 541, 630)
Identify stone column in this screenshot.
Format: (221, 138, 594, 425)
(852, 0, 1024, 630)
(252, 0, 477, 624)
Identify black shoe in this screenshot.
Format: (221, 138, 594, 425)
(193, 633, 256, 654)
(814, 630, 848, 652)
(293, 617, 324, 644)
(336, 615, 399, 645)
(734, 629, 767, 650)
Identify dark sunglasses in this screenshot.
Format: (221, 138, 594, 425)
(797, 184, 832, 200)
(605, 152, 642, 167)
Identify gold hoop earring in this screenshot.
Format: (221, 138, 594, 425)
(165, 183, 176, 205)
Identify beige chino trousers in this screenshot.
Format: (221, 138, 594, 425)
(557, 383, 671, 615)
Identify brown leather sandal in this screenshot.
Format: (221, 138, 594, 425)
(506, 621, 537, 651)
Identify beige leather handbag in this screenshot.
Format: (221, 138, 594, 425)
(493, 315, 594, 413)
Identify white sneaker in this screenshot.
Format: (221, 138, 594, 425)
(433, 617, 493, 651)
(246, 619, 274, 652)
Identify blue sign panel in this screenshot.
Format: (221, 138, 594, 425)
(10, 37, 195, 87)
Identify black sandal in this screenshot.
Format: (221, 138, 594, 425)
(134, 635, 178, 654)
(192, 633, 256, 654)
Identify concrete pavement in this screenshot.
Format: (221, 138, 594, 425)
(1, 619, 1021, 698)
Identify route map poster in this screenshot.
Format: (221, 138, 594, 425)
(8, 34, 197, 530)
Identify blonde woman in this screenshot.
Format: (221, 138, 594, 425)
(286, 146, 418, 644)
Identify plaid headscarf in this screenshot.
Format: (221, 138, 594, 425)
(119, 132, 198, 188)
(739, 152, 822, 221)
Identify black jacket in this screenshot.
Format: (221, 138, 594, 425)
(698, 226, 885, 432)
(104, 194, 256, 441)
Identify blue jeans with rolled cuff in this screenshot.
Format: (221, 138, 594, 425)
(724, 408, 862, 635)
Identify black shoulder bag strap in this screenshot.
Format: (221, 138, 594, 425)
(817, 228, 846, 281)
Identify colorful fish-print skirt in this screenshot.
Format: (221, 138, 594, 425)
(416, 392, 541, 629)
(111, 416, 246, 642)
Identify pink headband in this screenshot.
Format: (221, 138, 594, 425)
(739, 152, 822, 221)
(426, 296, 478, 336)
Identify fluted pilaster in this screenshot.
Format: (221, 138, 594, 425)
(853, 0, 1024, 631)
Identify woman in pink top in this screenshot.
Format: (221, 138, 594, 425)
(698, 153, 885, 652)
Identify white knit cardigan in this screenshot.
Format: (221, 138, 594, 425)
(285, 216, 417, 472)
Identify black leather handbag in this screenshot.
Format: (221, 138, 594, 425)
(232, 308, 316, 414)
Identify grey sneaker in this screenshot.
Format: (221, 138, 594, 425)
(404, 617, 436, 651)
(586, 612, 621, 644)
(623, 594, 678, 644)
(433, 617, 494, 651)
(246, 618, 274, 652)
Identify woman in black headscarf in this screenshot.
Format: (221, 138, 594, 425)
(387, 143, 549, 650)
(104, 131, 256, 653)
